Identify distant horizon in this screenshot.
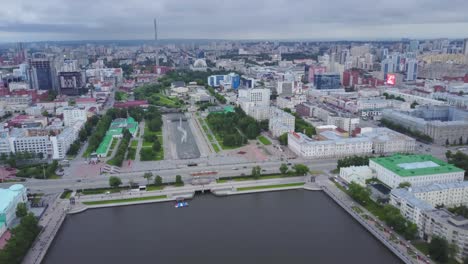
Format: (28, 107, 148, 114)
(1, 36, 467, 45)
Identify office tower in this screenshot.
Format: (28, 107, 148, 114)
(409, 40, 419, 52)
(463, 38, 468, 56)
(28, 58, 55, 90)
(405, 59, 418, 81)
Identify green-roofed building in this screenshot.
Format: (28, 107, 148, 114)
(95, 117, 139, 157)
(369, 154, 465, 188)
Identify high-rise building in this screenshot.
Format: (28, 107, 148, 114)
(409, 40, 419, 52)
(405, 59, 418, 81)
(463, 38, 468, 56)
(28, 58, 55, 90)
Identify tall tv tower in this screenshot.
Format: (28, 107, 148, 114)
(154, 18, 159, 66)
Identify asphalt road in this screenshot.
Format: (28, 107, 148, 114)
(0, 159, 338, 194)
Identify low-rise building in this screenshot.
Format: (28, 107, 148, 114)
(0, 184, 28, 231)
(339, 166, 373, 186)
(370, 154, 464, 188)
(359, 127, 416, 154)
(288, 132, 373, 159)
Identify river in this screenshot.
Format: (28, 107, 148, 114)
(43, 190, 401, 264)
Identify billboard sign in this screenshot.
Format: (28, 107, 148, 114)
(386, 73, 396, 86)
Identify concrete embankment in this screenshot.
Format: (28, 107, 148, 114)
(321, 186, 415, 264)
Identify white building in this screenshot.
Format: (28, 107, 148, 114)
(9, 128, 52, 157)
(288, 132, 373, 159)
(359, 127, 416, 154)
(238, 88, 271, 120)
(269, 107, 295, 137)
(0, 129, 11, 156)
(339, 166, 374, 186)
(238, 88, 271, 106)
(390, 182, 468, 261)
(51, 121, 83, 159)
(369, 154, 464, 189)
(63, 107, 87, 126)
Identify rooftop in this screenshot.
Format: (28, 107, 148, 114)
(0, 184, 25, 213)
(371, 154, 464, 177)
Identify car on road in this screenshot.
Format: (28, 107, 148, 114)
(261, 169, 267, 172)
(76, 179, 81, 182)
(232, 168, 238, 170)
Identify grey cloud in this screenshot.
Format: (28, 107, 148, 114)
(1, 0, 468, 41)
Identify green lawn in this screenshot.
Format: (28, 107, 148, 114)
(131, 140, 138, 147)
(83, 195, 167, 205)
(257, 135, 272, 145)
(109, 138, 118, 150)
(237, 183, 305, 191)
(141, 126, 164, 161)
(146, 185, 165, 191)
(212, 143, 220, 153)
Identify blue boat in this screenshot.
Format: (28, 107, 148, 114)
(175, 201, 189, 208)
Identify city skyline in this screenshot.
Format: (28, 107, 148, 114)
(2, 0, 468, 42)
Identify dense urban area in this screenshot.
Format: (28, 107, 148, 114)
(0, 36, 467, 264)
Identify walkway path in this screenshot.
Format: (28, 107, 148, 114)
(196, 115, 222, 153)
(134, 120, 145, 162)
(22, 196, 69, 264)
(316, 175, 432, 264)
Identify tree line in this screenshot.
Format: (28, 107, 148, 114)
(445, 151, 468, 176)
(347, 182, 418, 240)
(0, 212, 40, 263)
(283, 108, 316, 137)
(107, 129, 132, 167)
(337, 155, 370, 169)
(206, 107, 265, 147)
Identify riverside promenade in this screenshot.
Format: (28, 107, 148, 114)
(315, 176, 432, 264)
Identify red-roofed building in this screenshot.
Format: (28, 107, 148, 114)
(76, 98, 97, 104)
(114, 100, 149, 109)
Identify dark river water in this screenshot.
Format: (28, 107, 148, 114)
(43, 190, 401, 264)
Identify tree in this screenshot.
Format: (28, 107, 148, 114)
(109, 176, 122, 188)
(428, 237, 449, 263)
(143, 172, 153, 184)
(279, 164, 288, 175)
(16, 203, 28, 218)
(446, 150, 452, 160)
(293, 164, 309, 176)
(446, 138, 450, 146)
(449, 243, 459, 260)
(348, 182, 371, 205)
(278, 133, 288, 145)
(175, 175, 184, 186)
(251, 166, 261, 179)
(0, 213, 40, 264)
(128, 179, 137, 188)
(460, 137, 463, 146)
(154, 175, 163, 186)
(410, 101, 419, 109)
(398, 182, 411, 189)
(152, 140, 161, 152)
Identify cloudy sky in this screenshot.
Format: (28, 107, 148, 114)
(2, 0, 468, 41)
